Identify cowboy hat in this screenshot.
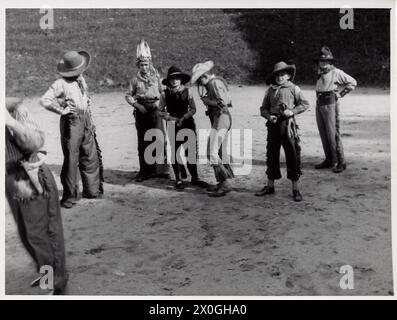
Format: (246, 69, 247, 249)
(266, 61, 296, 85)
(57, 50, 91, 77)
(190, 60, 214, 85)
(162, 66, 191, 86)
(313, 46, 336, 62)
(6, 97, 23, 112)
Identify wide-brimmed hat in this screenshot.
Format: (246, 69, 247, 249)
(313, 46, 336, 62)
(162, 66, 191, 86)
(190, 60, 214, 85)
(6, 97, 23, 111)
(57, 50, 90, 77)
(266, 61, 296, 85)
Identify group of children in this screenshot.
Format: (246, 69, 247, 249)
(39, 40, 356, 205)
(5, 40, 357, 294)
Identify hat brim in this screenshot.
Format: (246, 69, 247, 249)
(57, 51, 91, 77)
(266, 65, 296, 85)
(162, 72, 191, 86)
(190, 61, 214, 85)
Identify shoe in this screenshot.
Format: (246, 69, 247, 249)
(206, 184, 219, 192)
(314, 160, 334, 169)
(156, 173, 171, 179)
(60, 200, 73, 209)
(293, 190, 303, 202)
(175, 180, 185, 190)
(191, 178, 209, 188)
(255, 186, 275, 196)
(208, 189, 227, 197)
(135, 172, 149, 182)
(208, 181, 232, 197)
(333, 162, 347, 173)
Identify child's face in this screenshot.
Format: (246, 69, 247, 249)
(319, 61, 331, 69)
(199, 73, 211, 86)
(169, 77, 182, 88)
(139, 62, 150, 74)
(275, 72, 290, 85)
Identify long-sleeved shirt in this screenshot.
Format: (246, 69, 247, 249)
(316, 67, 357, 93)
(204, 76, 232, 109)
(40, 76, 90, 114)
(128, 72, 163, 106)
(260, 81, 309, 120)
(6, 104, 45, 162)
(158, 86, 196, 120)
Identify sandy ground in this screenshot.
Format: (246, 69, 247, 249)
(5, 85, 393, 296)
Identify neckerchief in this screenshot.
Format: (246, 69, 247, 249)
(137, 65, 160, 87)
(317, 65, 335, 79)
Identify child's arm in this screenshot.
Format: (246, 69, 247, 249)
(157, 93, 169, 120)
(292, 86, 310, 115)
(184, 89, 197, 119)
(125, 78, 147, 114)
(335, 69, 357, 98)
(259, 90, 272, 120)
(6, 105, 45, 154)
(201, 79, 228, 108)
(40, 80, 71, 115)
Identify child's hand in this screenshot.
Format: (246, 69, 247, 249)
(125, 95, 135, 106)
(283, 109, 294, 118)
(335, 92, 342, 99)
(176, 118, 184, 128)
(201, 96, 210, 106)
(61, 106, 74, 115)
(269, 115, 278, 123)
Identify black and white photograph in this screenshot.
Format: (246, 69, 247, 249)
(2, 1, 395, 299)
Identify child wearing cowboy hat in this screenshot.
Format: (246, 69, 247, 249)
(313, 46, 357, 173)
(257, 61, 309, 202)
(40, 50, 103, 209)
(158, 65, 208, 190)
(190, 60, 234, 197)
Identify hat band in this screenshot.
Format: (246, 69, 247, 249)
(168, 72, 184, 77)
(65, 58, 85, 71)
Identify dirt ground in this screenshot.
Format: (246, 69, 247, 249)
(5, 85, 393, 296)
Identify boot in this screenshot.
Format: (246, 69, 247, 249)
(315, 160, 334, 169)
(333, 162, 346, 173)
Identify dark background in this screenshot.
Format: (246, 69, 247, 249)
(6, 9, 390, 97)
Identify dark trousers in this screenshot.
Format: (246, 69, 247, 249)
(266, 118, 302, 181)
(135, 110, 157, 176)
(316, 102, 345, 164)
(170, 119, 199, 181)
(60, 113, 101, 202)
(6, 164, 68, 291)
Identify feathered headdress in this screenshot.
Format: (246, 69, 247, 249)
(136, 39, 152, 63)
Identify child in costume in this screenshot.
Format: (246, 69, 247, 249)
(190, 61, 234, 197)
(125, 39, 170, 181)
(6, 97, 68, 294)
(313, 46, 357, 173)
(40, 50, 103, 209)
(158, 65, 208, 190)
(256, 61, 309, 202)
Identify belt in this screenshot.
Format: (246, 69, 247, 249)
(317, 91, 337, 106)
